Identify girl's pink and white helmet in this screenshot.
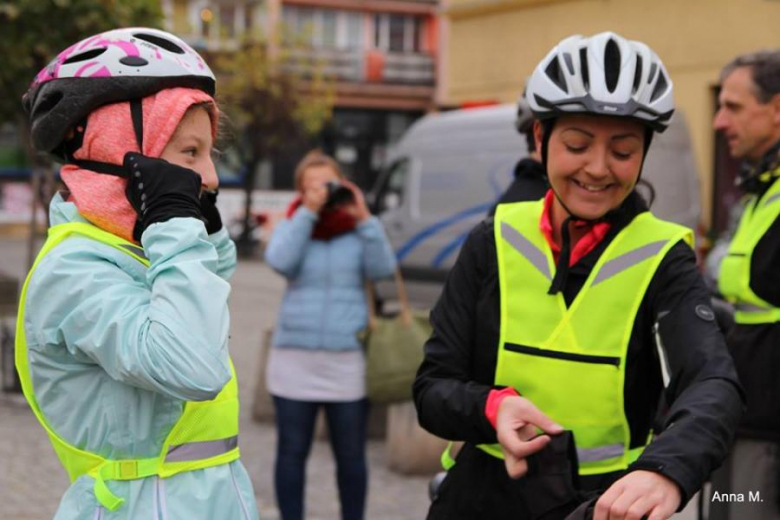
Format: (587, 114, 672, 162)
(23, 27, 216, 158)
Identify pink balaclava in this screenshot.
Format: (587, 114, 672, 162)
(60, 87, 218, 243)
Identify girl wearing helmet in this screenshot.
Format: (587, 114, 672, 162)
(17, 28, 258, 519)
(414, 32, 743, 520)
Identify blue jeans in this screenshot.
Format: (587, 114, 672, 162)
(272, 396, 369, 520)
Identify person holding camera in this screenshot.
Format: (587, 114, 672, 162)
(264, 150, 396, 520)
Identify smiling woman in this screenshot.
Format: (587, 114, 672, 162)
(540, 115, 645, 225)
(414, 31, 743, 520)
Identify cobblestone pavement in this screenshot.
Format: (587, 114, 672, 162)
(0, 235, 699, 520)
(0, 237, 431, 520)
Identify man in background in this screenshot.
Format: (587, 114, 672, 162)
(711, 49, 780, 520)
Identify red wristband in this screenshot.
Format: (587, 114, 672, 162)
(485, 387, 520, 429)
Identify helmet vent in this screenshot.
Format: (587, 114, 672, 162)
(632, 55, 643, 94)
(133, 33, 185, 54)
(563, 53, 575, 75)
(545, 57, 568, 93)
(648, 62, 658, 84)
(579, 48, 590, 90)
(34, 91, 63, 116)
(120, 56, 149, 67)
(650, 70, 669, 102)
(604, 39, 621, 93)
(62, 48, 107, 65)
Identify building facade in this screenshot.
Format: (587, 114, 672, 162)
(441, 0, 779, 232)
(162, 0, 440, 189)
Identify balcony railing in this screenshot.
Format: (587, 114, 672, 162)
(283, 47, 435, 85)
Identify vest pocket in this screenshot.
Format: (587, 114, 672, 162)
(498, 341, 627, 473)
(504, 343, 620, 367)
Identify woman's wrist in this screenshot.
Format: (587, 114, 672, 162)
(485, 387, 521, 429)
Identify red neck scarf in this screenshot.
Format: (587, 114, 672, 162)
(539, 190, 611, 267)
(286, 197, 357, 240)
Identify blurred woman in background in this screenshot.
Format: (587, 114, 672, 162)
(265, 150, 396, 520)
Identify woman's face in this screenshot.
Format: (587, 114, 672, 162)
(160, 107, 218, 192)
(300, 164, 341, 193)
(537, 115, 645, 220)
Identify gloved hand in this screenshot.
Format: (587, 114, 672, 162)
(200, 189, 223, 234)
(124, 152, 203, 241)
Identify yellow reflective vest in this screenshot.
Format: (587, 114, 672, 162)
(16, 222, 241, 511)
(718, 175, 780, 324)
(476, 200, 693, 476)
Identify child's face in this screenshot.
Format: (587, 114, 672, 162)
(160, 107, 217, 192)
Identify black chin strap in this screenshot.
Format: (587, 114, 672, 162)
(66, 99, 145, 179)
(548, 216, 573, 295)
(130, 98, 144, 152)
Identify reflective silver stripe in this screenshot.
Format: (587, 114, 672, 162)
(577, 443, 624, 463)
(735, 302, 770, 314)
(764, 193, 780, 207)
(500, 222, 551, 280)
(653, 321, 671, 389)
(165, 436, 238, 463)
(591, 240, 667, 286)
(119, 243, 148, 260)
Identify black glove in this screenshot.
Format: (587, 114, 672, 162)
(200, 189, 223, 234)
(124, 153, 203, 241)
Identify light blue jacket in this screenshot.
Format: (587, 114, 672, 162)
(23, 194, 258, 520)
(265, 207, 396, 350)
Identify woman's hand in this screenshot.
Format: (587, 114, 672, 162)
(594, 470, 681, 520)
(495, 396, 564, 478)
(341, 180, 371, 222)
(302, 183, 328, 213)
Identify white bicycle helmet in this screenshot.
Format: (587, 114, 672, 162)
(23, 27, 216, 159)
(526, 32, 674, 132)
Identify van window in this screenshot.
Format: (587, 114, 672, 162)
(375, 158, 409, 212)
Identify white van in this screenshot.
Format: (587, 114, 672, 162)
(370, 104, 702, 307)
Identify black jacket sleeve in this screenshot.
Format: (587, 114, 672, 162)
(413, 221, 498, 444)
(629, 241, 745, 506)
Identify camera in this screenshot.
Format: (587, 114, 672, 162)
(324, 181, 354, 210)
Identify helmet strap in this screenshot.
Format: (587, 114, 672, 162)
(56, 118, 88, 164)
(61, 98, 146, 179)
(548, 215, 573, 295)
(130, 98, 144, 152)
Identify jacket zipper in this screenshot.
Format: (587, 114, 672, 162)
(156, 476, 169, 520)
(504, 343, 620, 367)
(229, 463, 252, 520)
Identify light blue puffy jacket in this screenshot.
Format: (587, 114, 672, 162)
(23, 194, 258, 520)
(264, 207, 396, 350)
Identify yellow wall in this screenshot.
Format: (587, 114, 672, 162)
(443, 0, 780, 227)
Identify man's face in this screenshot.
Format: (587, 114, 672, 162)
(714, 67, 780, 162)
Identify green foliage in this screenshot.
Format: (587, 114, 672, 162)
(0, 0, 163, 122)
(214, 35, 334, 166)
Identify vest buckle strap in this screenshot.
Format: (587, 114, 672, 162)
(165, 435, 239, 463)
(91, 456, 159, 511)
